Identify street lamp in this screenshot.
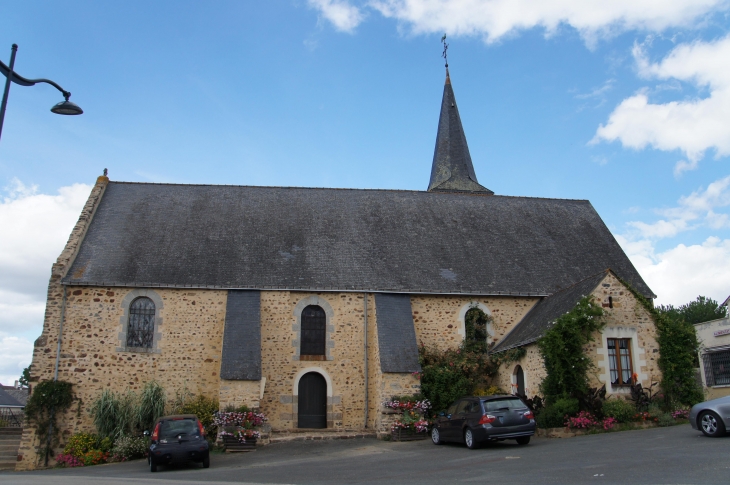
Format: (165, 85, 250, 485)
(0, 43, 83, 142)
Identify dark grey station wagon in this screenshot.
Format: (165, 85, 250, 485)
(431, 395, 536, 449)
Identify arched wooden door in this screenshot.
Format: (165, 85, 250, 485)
(515, 365, 525, 396)
(298, 372, 327, 428)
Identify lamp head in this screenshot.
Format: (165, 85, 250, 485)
(51, 99, 83, 115)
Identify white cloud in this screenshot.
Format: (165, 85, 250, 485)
(595, 35, 730, 173)
(625, 175, 730, 239)
(369, 0, 727, 44)
(0, 179, 91, 296)
(618, 175, 730, 305)
(618, 235, 730, 306)
(0, 180, 91, 382)
(308, 0, 365, 33)
(0, 336, 33, 387)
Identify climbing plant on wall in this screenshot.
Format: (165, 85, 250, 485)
(619, 280, 704, 407)
(23, 380, 74, 463)
(537, 296, 605, 403)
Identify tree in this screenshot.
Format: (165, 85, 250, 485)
(657, 295, 726, 325)
(19, 365, 31, 388)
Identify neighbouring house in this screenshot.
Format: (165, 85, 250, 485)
(694, 317, 730, 399)
(18, 67, 659, 469)
(0, 384, 29, 408)
(0, 387, 25, 428)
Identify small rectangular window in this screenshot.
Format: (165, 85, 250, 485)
(702, 350, 730, 387)
(607, 338, 633, 387)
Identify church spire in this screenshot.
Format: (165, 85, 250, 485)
(427, 64, 493, 194)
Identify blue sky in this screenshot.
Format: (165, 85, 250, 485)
(1, 0, 730, 384)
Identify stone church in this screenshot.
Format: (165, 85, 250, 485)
(18, 68, 660, 467)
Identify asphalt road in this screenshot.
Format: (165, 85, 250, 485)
(2, 424, 729, 485)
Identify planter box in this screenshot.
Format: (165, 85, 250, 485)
(391, 428, 428, 442)
(222, 435, 257, 452)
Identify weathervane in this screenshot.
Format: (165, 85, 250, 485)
(441, 34, 449, 68)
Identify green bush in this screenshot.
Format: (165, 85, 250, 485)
(178, 395, 219, 436)
(63, 433, 99, 459)
(418, 341, 498, 414)
(602, 399, 635, 423)
(657, 413, 675, 427)
(99, 436, 113, 453)
(536, 397, 579, 428)
(111, 436, 148, 461)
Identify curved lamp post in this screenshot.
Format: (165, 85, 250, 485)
(0, 44, 83, 143)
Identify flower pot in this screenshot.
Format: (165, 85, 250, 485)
(391, 427, 427, 442)
(222, 435, 257, 452)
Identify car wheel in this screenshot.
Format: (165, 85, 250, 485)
(516, 436, 531, 446)
(431, 427, 443, 445)
(202, 455, 210, 468)
(699, 411, 726, 437)
(149, 456, 158, 473)
(464, 428, 479, 449)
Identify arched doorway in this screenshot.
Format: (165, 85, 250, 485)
(298, 372, 327, 428)
(514, 365, 525, 396)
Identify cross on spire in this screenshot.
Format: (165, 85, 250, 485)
(441, 34, 449, 67)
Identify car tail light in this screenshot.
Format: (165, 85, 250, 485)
(523, 411, 534, 420)
(151, 423, 160, 441)
(478, 414, 496, 425)
(198, 420, 205, 436)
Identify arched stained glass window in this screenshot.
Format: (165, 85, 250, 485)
(301, 305, 326, 356)
(126, 297, 155, 348)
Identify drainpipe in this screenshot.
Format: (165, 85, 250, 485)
(363, 292, 369, 429)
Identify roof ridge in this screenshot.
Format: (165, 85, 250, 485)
(104, 181, 590, 202)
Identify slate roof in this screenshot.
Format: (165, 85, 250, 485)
(428, 69, 492, 194)
(62, 182, 654, 298)
(0, 387, 23, 408)
(220, 290, 261, 380)
(491, 271, 609, 353)
(374, 294, 421, 373)
(0, 387, 29, 406)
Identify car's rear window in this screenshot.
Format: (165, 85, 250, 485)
(159, 418, 199, 439)
(482, 398, 527, 412)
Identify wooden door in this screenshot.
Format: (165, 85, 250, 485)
(298, 372, 327, 428)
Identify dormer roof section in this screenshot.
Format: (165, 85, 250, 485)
(428, 69, 493, 194)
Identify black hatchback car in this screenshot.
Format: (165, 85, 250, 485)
(146, 414, 210, 472)
(431, 395, 536, 449)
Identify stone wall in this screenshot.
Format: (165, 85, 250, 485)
(494, 344, 545, 397)
(17, 177, 109, 470)
(258, 291, 371, 431)
(17, 286, 227, 469)
(410, 295, 539, 351)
